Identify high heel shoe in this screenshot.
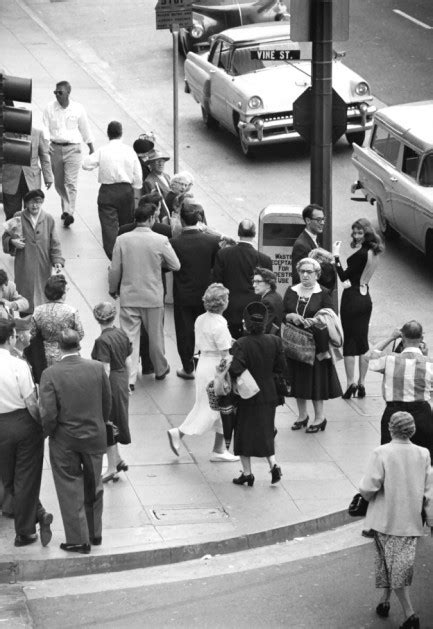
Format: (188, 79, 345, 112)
(342, 384, 357, 399)
(376, 602, 390, 618)
(271, 464, 282, 484)
(233, 472, 255, 487)
(357, 384, 366, 398)
(400, 614, 420, 629)
(291, 415, 309, 431)
(305, 418, 327, 433)
(116, 460, 128, 473)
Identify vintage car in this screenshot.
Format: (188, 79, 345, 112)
(179, 0, 289, 56)
(351, 101, 433, 259)
(184, 23, 376, 156)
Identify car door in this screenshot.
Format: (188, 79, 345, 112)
(389, 144, 421, 248)
(208, 41, 232, 127)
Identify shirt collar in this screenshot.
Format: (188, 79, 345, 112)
(305, 228, 318, 243)
(60, 352, 80, 360)
(401, 347, 423, 355)
(291, 283, 322, 295)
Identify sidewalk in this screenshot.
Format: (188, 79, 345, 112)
(1, 0, 386, 583)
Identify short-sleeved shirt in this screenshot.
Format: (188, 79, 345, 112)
(91, 327, 132, 370)
(0, 348, 35, 413)
(369, 347, 433, 402)
(194, 312, 231, 353)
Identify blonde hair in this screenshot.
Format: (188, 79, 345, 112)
(203, 283, 229, 313)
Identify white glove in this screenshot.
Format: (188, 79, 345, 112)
(332, 241, 342, 256)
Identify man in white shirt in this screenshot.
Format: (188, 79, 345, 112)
(43, 81, 94, 228)
(0, 319, 45, 547)
(82, 121, 142, 260)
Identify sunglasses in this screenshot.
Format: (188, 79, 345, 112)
(53, 90, 66, 95)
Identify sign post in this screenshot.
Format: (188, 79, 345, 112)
(155, 0, 193, 174)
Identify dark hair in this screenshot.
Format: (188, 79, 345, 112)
(44, 275, 67, 301)
(107, 121, 122, 139)
(351, 218, 384, 255)
(302, 203, 324, 222)
(401, 320, 423, 340)
(254, 267, 277, 291)
(59, 329, 81, 351)
(135, 203, 157, 223)
(180, 204, 200, 226)
(238, 219, 256, 238)
(0, 318, 15, 344)
(0, 269, 8, 287)
(56, 80, 71, 92)
(245, 319, 265, 335)
(140, 191, 162, 206)
(181, 200, 205, 223)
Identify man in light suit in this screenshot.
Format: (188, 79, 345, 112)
(2, 127, 53, 219)
(109, 201, 180, 386)
(291, 204, 325, 284)
(39, 330, 112, 555)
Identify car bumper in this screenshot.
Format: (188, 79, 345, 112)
(238, 103, 376, 147)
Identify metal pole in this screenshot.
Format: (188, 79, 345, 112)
(172, 23, 179, 174)
(310, 0, 333, 251)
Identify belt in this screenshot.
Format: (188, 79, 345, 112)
(386, 400, 427, 407)
(51, 141, 79, 146)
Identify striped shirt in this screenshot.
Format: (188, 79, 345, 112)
(369, 347, 433, 402)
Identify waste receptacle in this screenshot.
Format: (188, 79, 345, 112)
(258, 205, 304, 297)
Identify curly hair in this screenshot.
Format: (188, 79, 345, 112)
(296, 257, 321, 279)
(351, 218, 385, 255)
(44, 275, 67, 301)
(254, 267, 277, 291)
(93, 301, 116, 323)
(202, 283, 229, 313)
(389, 411, 416, 440)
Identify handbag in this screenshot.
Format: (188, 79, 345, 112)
(233, 369, 260, 399)
(213, 357, 232, 396)
(348, 493, 369, 517)
(274, 373, 291, 398)
(282, 322, 316, 366)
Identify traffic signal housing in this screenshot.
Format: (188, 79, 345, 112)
(0, 73, 33, 166)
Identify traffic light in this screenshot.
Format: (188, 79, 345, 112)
(0, 73, 32, 167)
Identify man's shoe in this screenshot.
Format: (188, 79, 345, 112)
(91, 537, 102, 546)
(2, 511, 14, 519)
(141, 367, 154, 375)
(63, 214, 75, 228)
(60, 542, 91, 554)
(362, 529, 375, 538)
(155, 365, 170, 380)
(39, 512, 53, 547)
(176, 368, 195, 380)
(14, 534, 38, 547)
(209, 451, 239, 463)
(60, 212, 67, 220)
(167, 428, 181, 456)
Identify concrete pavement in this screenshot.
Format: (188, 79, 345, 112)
(0, 0, 419, 584)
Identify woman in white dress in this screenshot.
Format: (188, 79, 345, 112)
(167, 283, 239, 462)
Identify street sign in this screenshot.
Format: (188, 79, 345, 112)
(155, 0, 193, 30)
(290, 0, 350, 42)
(293, 87, 347, 145)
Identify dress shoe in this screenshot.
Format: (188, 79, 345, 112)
(91, 537, 102, 546)
(176, 368, 195, 380)
(400, 614, 420, 629)
(60, 542, 91, 554)
(141, 367, 154, 375)
(362, 529, 375, 538)
(305, 418, 327, 433)
(60, 212, 67, 220)
(116, 460, 128, 473)
(233, 472, 255, 487)
(167, 428, 181, 456)
(376, 602, 390, 618)
(357, 384, 366, 398)
(39, 512, 53, 547)
(63, 214, 75, 228)
(291, 416, 309, 431)
(128, 383, 135, 392)
(155, 365, 170, 380)
(14, 534, 38, 547)
(342, 383, 357, 399)
(271, 464, 282, 484)
(210, 450, 239, 462)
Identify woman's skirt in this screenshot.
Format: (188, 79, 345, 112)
(286, 357, 342, 401)
(374, 532, 417, 588)
(109, 369, 131, 444)
(341, 286, 372, 356)
(179, 355, 223, 436)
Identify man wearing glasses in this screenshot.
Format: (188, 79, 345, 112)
(291, 204, 325, 285)
(43, 81, 94, 228)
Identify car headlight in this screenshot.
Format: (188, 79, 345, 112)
(248, 96, 263, 109)
(355, 82, 370, 97)
(191, 22, 204, 39)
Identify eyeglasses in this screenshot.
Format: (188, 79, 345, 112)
(311, 217, 326, 223)
(300, 269, 315, 275)
(253, 279, 266, 284)
(53, 90, 65, 95)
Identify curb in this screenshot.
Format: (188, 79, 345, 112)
(0, 585, 33, 627)
(0, 509, 353, 583)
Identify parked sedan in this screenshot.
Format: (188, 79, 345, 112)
(184, 23, 376, 156)
(179, 0, 289, 56)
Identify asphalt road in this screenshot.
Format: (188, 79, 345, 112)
(26, 535, 433, 628)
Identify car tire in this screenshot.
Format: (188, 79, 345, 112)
(425, 231, 433, 264)
(201, 106, 218, 129)
(376, 198, 398, 240)
(346, 131, 366, 146)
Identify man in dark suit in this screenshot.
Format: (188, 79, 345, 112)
(213, 219, 272, 339)
(170, 203, 220, 378)
(39, 330, 112, 554)
(291, 204, 325, 284)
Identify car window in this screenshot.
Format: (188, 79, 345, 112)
(419, 154, 433, 187)
(402, 146, 421, 180)
(209, 42, 222, 67)
(371, 125, 400, 167)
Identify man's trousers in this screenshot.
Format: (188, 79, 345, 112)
(50, 143, 81, 215)
(49, 438, 104, 544)
(2, 172, 29, 219)
(0, 409, 44, 536)
(173, 302, 204, 374)
(381, 400, 433, 463)
(97, 182, 134, 260)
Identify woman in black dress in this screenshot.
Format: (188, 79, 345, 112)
(229, 302, 286, 487)
(283, 258, 342, 433)
(333, 218, 384, 398)
(253, 267, 284, 335)
(91, 302, 132, 483)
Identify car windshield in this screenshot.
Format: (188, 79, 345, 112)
(231, 41, 312, 76)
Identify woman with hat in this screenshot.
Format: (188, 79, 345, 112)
(91, 302, 133, 482)
(132, 132, 155, 206)
(229, 301, 286, 487)
(359, 411, 433, 629)
(2, 189, 64, 313)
